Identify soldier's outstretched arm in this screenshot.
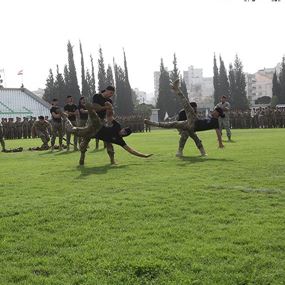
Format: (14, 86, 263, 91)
(123, 145, 153, 158)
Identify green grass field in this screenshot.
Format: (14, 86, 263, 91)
(1, 129, 285, 285)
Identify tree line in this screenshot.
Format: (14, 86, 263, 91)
(43, 41, 134, 116)
(156, 54, 188, 121)
(156, 53, 249, 121)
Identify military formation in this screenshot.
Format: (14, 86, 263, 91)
(116, 115, 151, 133)
(0, 117, 36, 139)
(1, 107, 284, 142)
(229, 107, 285, 129)
(0, 114, 150, 141)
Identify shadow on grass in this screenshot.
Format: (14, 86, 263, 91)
(222, 139, 237, 143)
(178, 156, 233, 164)
(76, 164, 129, 178)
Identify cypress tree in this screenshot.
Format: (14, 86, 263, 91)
(113, 57, 134, 116)
(213, 54, 220, 105)
(156, 58, 173, 120)
(90, 55, 96, 95)
(170, 53, 181, 112)
(123, 50, 134, 114)
(278, 56, 285, 104)
(219, 55, 230, 101)
(113, 65, 126, 115)
(228, 63, 236, 107)
(106, 64, 114, 87)
(85, 69, 93, 102)
(67, 41, 81, 102)
(272, 70, 280, 106)
(63, 64, 71, 98)
(98, 47, 107, 92)
(54, 65, 66, 107)
(43, 69, 55, 103)
(233, 55, 248, 110)
(79, 41, 89, 98)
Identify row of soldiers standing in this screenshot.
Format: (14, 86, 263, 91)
(1, 117, 40, 140)
(229, 107, 285, 129)
(0, 111, 151, 142)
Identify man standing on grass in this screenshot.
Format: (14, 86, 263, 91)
(144, 79, 224, 150)
(0, 120, 6, 152)
(215, 95, 232, 141)
(62, 102, 152, 166)
(64, 95, 79, 151)
(50, 98, 63, 151)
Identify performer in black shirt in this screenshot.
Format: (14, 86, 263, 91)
(64, 96, 79, 151)
(92, 86, 116, 161)
(144, 79, 224, 149)
(63, 102, 152, 165)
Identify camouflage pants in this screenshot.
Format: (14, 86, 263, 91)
(65, 120, 78, 148)
(51, 121, 63, 146)
(38, 131, 50, 147)
(218, 117, 231, 138)
(22, 125, 29, 139)
(179, 129, 203, 151)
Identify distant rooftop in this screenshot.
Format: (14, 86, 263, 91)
(0, 87, 51, 119)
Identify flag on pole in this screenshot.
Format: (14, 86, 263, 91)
(17, 70, 23, 75)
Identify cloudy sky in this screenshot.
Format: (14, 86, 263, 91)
(0, 0, 284, 97)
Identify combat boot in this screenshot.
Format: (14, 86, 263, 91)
(176, 148, 183, 157)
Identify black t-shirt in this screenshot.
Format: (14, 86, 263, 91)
(78, 104, 88, 120)
(64, 104, 77, 121)
(92, 93, 113, 119)
(178, 109, 187, 121)
(194, 117, 219, 132)
(95, 120, 126, 147)
(50, 106, 62, 123)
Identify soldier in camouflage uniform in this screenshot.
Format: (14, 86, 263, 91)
(176, 102, 207, 157)
(22, 117, 29, 139)
(31, 116, 52, 149)
(28, 117, 34, 138)
(8, 118, 15, 139)
(0, 120, 6, 151)
(281, 108, 285, 128)
(50, 98, 63, 151)
(15, 117, 23, 139)
(215, 96, 232, 141)
(1, 118, 7, 139)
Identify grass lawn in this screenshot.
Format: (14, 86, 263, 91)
(1, 128, 285, 285)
